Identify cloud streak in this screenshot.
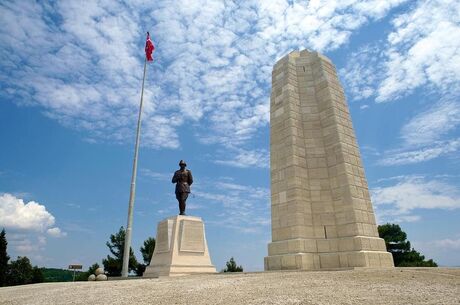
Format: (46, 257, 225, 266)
(342, 0, 460, 103)
(371, 176, 460, 223)
(378, 96, 460, 166)
(340, 0, 460, 167)
(194, 179, 270, 233)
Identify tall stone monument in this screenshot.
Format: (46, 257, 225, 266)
(265, 50, 394, 270)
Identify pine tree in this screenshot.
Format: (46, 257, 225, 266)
(378, 223, 437, 267)
(223, 257, 243, 272)
(135, 237, 156, 276)
(31, 266, 44, 283)
(7, 256, 34, 286)
(140, 237, 156, 265)
(0, 229, 10, 286)
(102, 227, 138, 276)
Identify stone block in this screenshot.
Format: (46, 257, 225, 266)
(281, 255, 297, 269)
(304, 239, 317, 252)
(347, 252, 366, 267)
(338, 237, 354, 252)
(287, 238, 305, 253)
(265, 256, 281, 270)
(317, 240, 329, 253)
(319, 253, 340, 268)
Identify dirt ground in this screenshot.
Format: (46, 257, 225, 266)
(1, 268, 459, 305)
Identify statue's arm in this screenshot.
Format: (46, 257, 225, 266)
(172, 172, 178, 183)
(188, 170, 193, 186)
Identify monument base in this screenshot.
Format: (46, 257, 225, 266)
(143, 215, 216, 278)
(264, 236, 394, 270)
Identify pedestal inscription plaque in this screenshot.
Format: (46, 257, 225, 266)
(179, 220, 205, 253)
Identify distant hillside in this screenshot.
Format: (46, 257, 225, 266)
(41, 268, 85, 282)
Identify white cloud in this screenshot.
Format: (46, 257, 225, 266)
(140, 168, 171, 181)
(340, 44, 383, 101)
(401, 99, 460, 146)
(371, 176, 460, 223)
(341, 0, 460, 168)
(432, 238, 460, 250)
(0, 193, 56, 231)
(12, 238, 44, 254)
(0, 193, 66, 236)
(194, 179, 270, 232)
(413, 236, 460, 266)
(66, 203, 81, 209)
(0, 193, 67, 262)
(7, 235, 48, 263)
(342, 0, 460, 102)
(0, 0, 407, 161)
(215, 148, 269, 169)
(379, 139, 460, 165)
(377, 0, 460, 101)
(47, 227, 67, 238)
(379, 97, 460, 166)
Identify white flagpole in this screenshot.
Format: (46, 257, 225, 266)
(121, 57, 147, 278)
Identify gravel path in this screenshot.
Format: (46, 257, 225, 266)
(1, 268, 459, 305)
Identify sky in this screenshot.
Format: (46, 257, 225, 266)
(0, 0, 459, 271)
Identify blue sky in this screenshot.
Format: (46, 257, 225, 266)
(0, 0, 459, 271)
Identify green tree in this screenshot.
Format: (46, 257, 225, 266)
(223, 257, 243, 272)
(135, 237, 156, 276)
(140, 237, 156, 264)
(0, 228, 10, 286)
(135, 262, 146, 276)
(31, 266, 44, 283)
(102, 227, 138, 276)
(87, 263, 100, 275)
(378, 223, 437, 267)
(7, 256, 34, 286)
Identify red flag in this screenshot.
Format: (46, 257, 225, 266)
(145, 32, 155, 61)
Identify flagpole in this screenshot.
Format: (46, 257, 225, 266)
(121, 57, 147, 278)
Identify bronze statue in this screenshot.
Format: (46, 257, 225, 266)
(172, 160, 193, 215)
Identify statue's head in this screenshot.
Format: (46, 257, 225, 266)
(179, 160, 187, 168)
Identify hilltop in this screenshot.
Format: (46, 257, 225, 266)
(1, 268, 459, 305)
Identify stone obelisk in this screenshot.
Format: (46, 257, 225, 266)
(265, 50, 394, 270)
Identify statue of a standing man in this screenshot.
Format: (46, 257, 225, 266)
(172, 160, 193, 215)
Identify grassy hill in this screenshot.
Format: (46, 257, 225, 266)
(41, 268, 85, 282)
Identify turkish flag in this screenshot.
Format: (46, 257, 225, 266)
(145, 32, 155, 61)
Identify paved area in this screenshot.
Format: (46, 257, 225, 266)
(1, 268, 459, 305)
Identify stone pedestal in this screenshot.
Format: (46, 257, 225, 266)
(143, 215, 216, 277)
(265, 50, 394, 270)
